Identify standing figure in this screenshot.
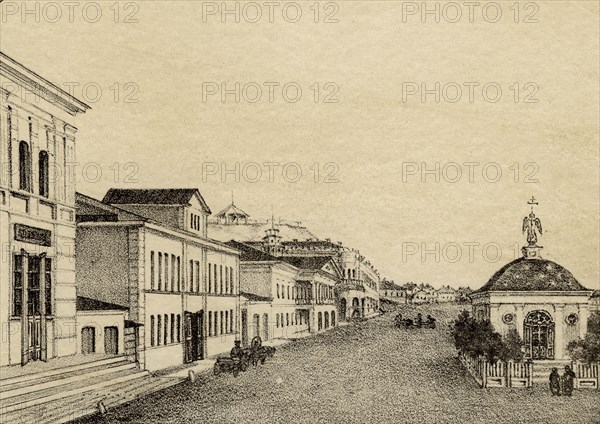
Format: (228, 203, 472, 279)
(416, 313, 423, 328)
(562, 365, 576, 396)
(549, 368, 561, 396)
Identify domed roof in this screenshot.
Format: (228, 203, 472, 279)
(474, 257, 589, 293)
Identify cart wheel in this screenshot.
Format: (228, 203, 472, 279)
(213, 363, 221, 376)
(233, 368, 240, 378)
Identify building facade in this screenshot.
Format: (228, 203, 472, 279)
(76, 190, 240, 371)
(0, 52, 89, 367)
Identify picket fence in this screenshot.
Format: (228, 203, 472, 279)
(459, 353, 600, 390)
(573, 361, 599, 390)
(458, 352, 532, 388)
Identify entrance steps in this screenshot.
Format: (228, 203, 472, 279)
(532, 360, 572, 384)
(0, 356, 149, 422)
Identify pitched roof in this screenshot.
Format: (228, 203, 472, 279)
(381, 280, 403, 291)
(225, 240, 279, 262)
(76, 192, 148, 223)
(103, 188, 211, 213)
(591, 290, 600, 298)
(76, 296, 128, 311)
(473, 257, 590, 294)
(240, 291, 272, 302)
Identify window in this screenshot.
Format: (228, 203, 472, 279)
(176, 314, 181, 342)
(225, 310, 229, 333)
(189, 260, 194, 292)
(277, 284, 280, 299)
(213, 264, 217, 293)
(287, 286, 290, 299)
(230, 309, 234, 332)
(44, 258, 52, 314)
(177, 257, 181, 292)
(164, 314, 168, 345)
(230, 266, 234, 293)
(224, 267, 228, 294)
(171, 255, 175, 292)
(214, 311, 219, 336)
(195, 262, 200, 292)
(220, 311, 224, 335)
(219, 265, 223, 294)
(208, 312, 213, 336)
(171, 313, 175, 343)
(19, 141, 31, 191)
(286, 313, 289, 327)
(276, 314, 280, 328)
(158, 253, 162, 290)
(150, 315, 155, 346)
(157, 315, 162, 345)
(39, 151, 49, 197)
(13, 255, 23, 316)
(164, 253, 169, 291)
(151, 252, 155, 290)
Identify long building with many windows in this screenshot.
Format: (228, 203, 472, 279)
(75, 189, 240, 371)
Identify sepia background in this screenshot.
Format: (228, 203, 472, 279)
(1, 0, 598, 289)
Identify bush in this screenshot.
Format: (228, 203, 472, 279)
(567, 311, 600, 364)
(450, 311, 507, 363)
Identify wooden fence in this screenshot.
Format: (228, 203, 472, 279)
(458, 352, 532, 388)
(573, 362, 599, 390)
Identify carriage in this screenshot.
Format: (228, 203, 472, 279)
(247, 336, 276, 366)
(395, 313, 436, 329)
(213, 355, 249, 377)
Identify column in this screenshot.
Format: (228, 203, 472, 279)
(579, 304, 589, 338)
(39, 253, 47, 361)
(555, 304, 565, 359)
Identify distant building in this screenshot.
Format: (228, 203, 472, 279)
(0, 52, 90, 367)
(246, 232, 380, 321)
(379, 280, 408, 304)
(76, 189, 240, 371)
(436, 285, 457, 303)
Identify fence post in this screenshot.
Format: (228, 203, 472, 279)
(482, 359, 487, 388)
(507, 360, 512, 388)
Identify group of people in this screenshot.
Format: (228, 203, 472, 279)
(549, 366, 576, 396)
(395, 312, 436, 328)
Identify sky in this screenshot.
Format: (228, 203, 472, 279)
(1, 0, 598, 289)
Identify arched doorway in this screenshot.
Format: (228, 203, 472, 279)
(340, 298, 347, 321)
(352, 298, 360, 318)
(524, 310, 554, 359)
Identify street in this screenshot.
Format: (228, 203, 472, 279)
(75, 304, 599, 424)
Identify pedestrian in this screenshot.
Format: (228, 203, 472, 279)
(416, 313, 423, 328)
(562, 365, 576, 396)
(549, 367, 561, 396)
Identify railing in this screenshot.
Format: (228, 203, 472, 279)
(458, 352, 532, 388)
(573, 362, 599, 390)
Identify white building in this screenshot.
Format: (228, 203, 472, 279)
(470, 204, 593, 361)
(0, 52, 90, 367)
(76, 189, 240, 371)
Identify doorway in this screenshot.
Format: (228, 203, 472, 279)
(104, 326, 118, 355)
(81, 327, 96, 354)
(184, 311, 204, 363)
(524, 310, 555, 359)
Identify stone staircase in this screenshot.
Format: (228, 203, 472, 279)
(0, 356, 173, 423)
(532, 360, 572, 385)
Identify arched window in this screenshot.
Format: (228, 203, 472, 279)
(39, 151, 49, 197)
(19, 141, 31, 191)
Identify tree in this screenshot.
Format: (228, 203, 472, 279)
(567, 311, 600, 364)
(500, 328, 524, 362)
